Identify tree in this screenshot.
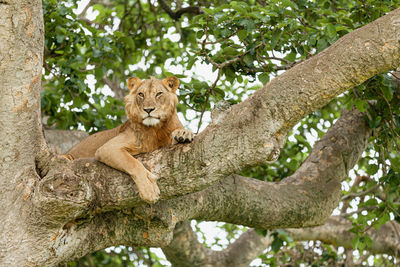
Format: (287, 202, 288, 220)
(0, 0, 400, 266)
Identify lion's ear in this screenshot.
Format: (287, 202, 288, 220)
(127, 77, 142, 92)
(162, 77, 179, 93)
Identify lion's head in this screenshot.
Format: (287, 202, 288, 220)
(124, 76, 179, 127)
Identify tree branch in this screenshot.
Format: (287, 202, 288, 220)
(162, 221, 271, 267)
(44, 129, 88, 154)
(30, 107, 371, 267)
(151, 109, 371, 229)
(102, 76, 125, 101)
(163, 217, 400, 267)
(158, 0, 203, 21)
(287, 216, 400, 255)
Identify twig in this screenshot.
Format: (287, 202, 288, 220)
(147, 0, 161, 33)
(388, 204, 400, 218)
(196, 68, 221, 133)
(391, 70, 400, 80)
(255, 0, 267, 6)
(158, 0, 203, 21)
(341, 175, 370, 213)
(360, 207, 387, 233)
(119, 0, 136, 32)
(78, 0, 94, 18)
(198, 30, 239, 45)
(342, 205, 377, 217)
(80, 18, 105, 30)
(354, 252, 370, 265)
(102, 76, 125, 101)
(145, 247, 154, 266)
(341, 184, 380, 201)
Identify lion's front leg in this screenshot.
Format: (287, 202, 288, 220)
(172, 128, 194, 144)
(130, 164, 160, 203)
(95, 136, 160, 203)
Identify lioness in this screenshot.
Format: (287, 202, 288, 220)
(65, 76, 194, 203)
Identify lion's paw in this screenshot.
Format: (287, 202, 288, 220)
(135, 170, 160, 204)
(172, 129, 194, 144)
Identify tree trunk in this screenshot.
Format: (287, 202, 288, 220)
(0, 0, 47, 265)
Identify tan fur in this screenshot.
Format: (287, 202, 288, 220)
(65, 76, 194, 203)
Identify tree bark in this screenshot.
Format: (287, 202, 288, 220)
(287, 216, 400, 256)
(162, 221, 272, 267)
(27, 108, 369, 265)
(0, 0, 46, 265)
(162, 218, 400, 267)
(1, 2, 400, 266)
(44, 129, 88, 154)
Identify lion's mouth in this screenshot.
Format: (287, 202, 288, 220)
(142, 116, 160, 126)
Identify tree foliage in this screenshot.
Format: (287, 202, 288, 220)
(40, 0, 400, 266)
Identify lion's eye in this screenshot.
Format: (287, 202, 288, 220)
(138, 92, 144, 98)
(156, 92, 163, 97)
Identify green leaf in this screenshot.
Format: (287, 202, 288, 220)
(374, 212, 390, 229)
(56, 34, 65, 43)
(213, 87, 225, 99)
(325, 24, 336, 39)
(284, 52, 296, 62)
(368, 115, 381, 128)
(237, 29, 248, 41)
(358, 238, 366, 250)
(317, 38, 328, 53)
(355, 99, 368, 112)
(281, 0, 298, 9)
(381, 85, 393, 101)
(92, 48, 102, 58)
(270, 31, 282, 49)
(246, 20, 256, 31)
(351, 236, 359, 249)
(220, 28, 231, 37)
(231, 3, 247, 14)
(223, 47, 240, 56)
(187, 57, 196, 70)
(271, 236, 284, 252)
(366, 164, 379, 175)
(243, 54, 254, 66)
(254, 228, 268, 236)
(258, 73, 270, 85)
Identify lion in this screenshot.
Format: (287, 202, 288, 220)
(65, 76, 194, 203)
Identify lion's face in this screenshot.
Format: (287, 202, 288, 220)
(124, 76, 179, 127)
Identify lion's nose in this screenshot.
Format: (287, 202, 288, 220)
(144, 108, 155, 114)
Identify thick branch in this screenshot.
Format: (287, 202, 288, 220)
(98, 109, 370, 229)
(50, 210, 177, 265)
(162, 221, 271, 267)
(44, 129, 88, 154)
(287, 216, 400, 256)
(30, 108, 371, 266)
(35, 107, 370, 229)
(163, 218, 400, 267)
